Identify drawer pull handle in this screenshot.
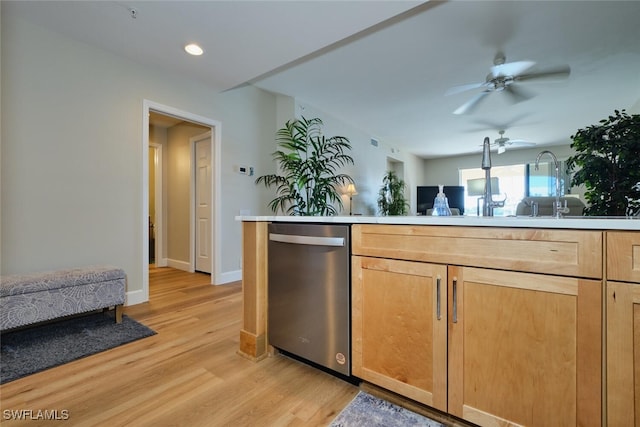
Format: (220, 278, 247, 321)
(452, 278, 458, 324)
(436, 276, 441, 321)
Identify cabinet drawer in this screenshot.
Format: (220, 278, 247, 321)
(607, 231, 640, 283)
(352, 224, 603, 279)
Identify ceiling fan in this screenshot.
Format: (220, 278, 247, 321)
(446, 52, 570, 115)
(489, 130, 535, 154)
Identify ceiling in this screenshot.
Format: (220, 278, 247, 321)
(5, 1, 640, 159)
(148, 112, 186, 129)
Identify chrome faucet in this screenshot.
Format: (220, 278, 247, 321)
(534, 150, 570, 218)
(481, 137, 505, 216)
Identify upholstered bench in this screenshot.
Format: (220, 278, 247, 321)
(0, 266, 126, 331)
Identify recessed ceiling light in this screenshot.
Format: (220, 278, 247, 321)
(184, 43, 204, 56)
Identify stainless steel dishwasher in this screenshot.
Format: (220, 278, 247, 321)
(268, 223, 350, 376)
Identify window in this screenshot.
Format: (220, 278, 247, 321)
(527, 160, 570, 197)
(460, 165, 526, 216)
(459, 161, 567, 216)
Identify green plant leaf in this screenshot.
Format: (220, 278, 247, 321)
(377, 171, 408, 216)
(255, 116, 355, 216)
(567, 109, 640, 216)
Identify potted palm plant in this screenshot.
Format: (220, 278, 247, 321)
(256, 116, 354, 216)
(566, 109, 640, 216)
(377, 170, 408, 216)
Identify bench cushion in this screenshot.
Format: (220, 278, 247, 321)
(0, 266, 126, 331)
(1, 266, 125, 297)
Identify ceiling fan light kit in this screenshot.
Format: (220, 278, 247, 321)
(484, 129, 536, 154)
(447, 52, 571, 115)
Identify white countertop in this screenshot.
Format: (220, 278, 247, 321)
(236, 215, 640, 230)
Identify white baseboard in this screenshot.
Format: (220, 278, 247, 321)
(167, 258, 193, 272)
(217, 269, 241, 285)
(126, 289, 146, 306)
(166, 261, 239, 284)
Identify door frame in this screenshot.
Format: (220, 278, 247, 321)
(190, 131, 213, 274)
(142, 100, 222, 302)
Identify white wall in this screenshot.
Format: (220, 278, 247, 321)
(1, 14, 276, 295)
(259, 100, 424, 216)
(8, 8, 567, 301)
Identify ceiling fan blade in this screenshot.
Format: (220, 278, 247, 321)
(445, 82, 486, 96)
(491, 60, 535, 78)
(510, 141, 536, 147)
(503, 85, 535, 104)
(453, 91, 491, 115)
(515, 65, 571, 82)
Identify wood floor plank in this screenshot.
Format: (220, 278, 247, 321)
(0, 266, 357, 426)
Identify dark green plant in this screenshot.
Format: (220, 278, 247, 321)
(566, 109, 640, 216)
(377, 171, 408, 216)
(255, 116, 354, 216)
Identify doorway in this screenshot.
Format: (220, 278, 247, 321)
(192, 131, 212, 274)
(142, 100, 222, 304)
(149, 143, 163, 266)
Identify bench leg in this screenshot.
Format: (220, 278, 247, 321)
(115, 305, 123, 323)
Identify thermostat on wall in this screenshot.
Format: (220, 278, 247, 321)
(235, 165, 254, 176)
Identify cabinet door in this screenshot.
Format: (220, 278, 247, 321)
(607, 231, 640, 283)
(607, 281, 640, 426)
(352, 256, 448, 410)
(448, 266, 601, 427)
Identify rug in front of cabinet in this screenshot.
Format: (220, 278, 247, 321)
(330, 391, 444, 427)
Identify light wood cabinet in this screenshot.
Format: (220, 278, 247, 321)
(606, 231, 640, 426)
(240, 221, 637, 426)
(606, 281, 640, 426)
(447, 266, 601, 427)
(607, 231, 640, 283)
(238, 221, 269, 361)
(353, 224, 602, 279)
(352, 224, 603, 427)
(352, 256, 448, 410)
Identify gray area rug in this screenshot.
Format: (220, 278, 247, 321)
(1, 312, 156, 383)
(331, 391, 444, 427)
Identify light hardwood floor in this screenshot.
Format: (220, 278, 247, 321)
(0, 267, 358, 426)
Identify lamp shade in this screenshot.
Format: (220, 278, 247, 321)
(346, 183, 358, 196)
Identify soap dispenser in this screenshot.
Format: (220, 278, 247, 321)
(432, 185, 452, 216)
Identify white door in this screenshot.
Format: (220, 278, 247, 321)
(194, 134, 212, 273)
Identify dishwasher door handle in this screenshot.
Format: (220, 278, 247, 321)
(269, 233, 345, 247)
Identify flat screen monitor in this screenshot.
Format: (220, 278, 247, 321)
(417, 186, 465, 215)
